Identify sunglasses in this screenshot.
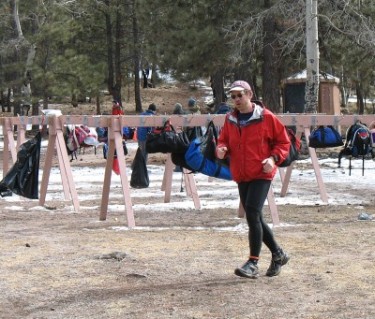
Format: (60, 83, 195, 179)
(230, 92, 245, 99)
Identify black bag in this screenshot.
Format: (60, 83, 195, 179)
(0, 132, 42, 199)
(170, 121, 216, 171)
(309, 126, 343, 148)
(171, 152, 195, 171)
(185, 126, 203, 142)
(199, 121, 218, 161)
(279, 128, 301, 167)
(199, 121, 230, 167)
(0, 183, 12, 197)
(146, 120, 190, 154)
(130, 147, 149, 188)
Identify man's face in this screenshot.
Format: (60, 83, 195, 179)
(231, 90, 249, 105)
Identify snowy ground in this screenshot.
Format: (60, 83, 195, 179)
(2, 140, 374, 221)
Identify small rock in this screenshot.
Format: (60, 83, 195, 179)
(44, 205, 57, 210)
(358, 212, 373, 221)
(95, 251, 128, 261)
(126, 273, 147, 279)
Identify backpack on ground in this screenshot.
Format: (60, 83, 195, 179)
(338, 121, 371, 176)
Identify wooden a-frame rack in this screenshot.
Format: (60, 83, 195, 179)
(1, 114, 374, 228)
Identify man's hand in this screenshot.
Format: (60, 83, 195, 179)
(262, 157, 275, 173)
(216, 146, 228, 159)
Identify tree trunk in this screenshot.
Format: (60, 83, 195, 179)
(14, 0, 35, 106)
(13, 100, 21, 116)
(6, 88, 12, 112)
(113, 10, 122, 104)
(355, 81, 364, 114)
(211, 69, 226, 112)
(31, 101, 40, 131)
(151, 64, 157, 88)
(13, 0, 23, 37)
(1, 90, 5, 112)
(131, 0, 142, 113)
(305, 0, 320, 113)
(104, 0, 115, 100)
(262, 14, 281, 112)
(96, 95, 101, 115)
(71, 93, 78, 107)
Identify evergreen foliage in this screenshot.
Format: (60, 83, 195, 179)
(0, 0, 374, 113)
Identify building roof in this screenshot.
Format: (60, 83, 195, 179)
(282, 69, 340, 85)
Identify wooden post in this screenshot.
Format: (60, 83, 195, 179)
(163, 154, 201, 209)
(279, 163, 295, 197)
(39, 116, 80, 212)
(100, 116, 135, 227)
(2, 118, 17, 173)
(305, 126, 328, 203)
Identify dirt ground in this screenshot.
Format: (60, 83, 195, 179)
(44, 82, 212, 117)
(1, 86, 375, 319)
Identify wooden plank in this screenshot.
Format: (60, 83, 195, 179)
(2, 114, 374, 128)
(183, 169, 201, 209)
(162, 154, 174, 203)
(279, 163, 295, 197)
(112, 118, 135, 227)
(305, 127, 329, 203)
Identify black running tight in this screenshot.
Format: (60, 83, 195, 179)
(238, 179, 279, 257)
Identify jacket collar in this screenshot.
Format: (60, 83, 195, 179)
(228, 101, 264, 124)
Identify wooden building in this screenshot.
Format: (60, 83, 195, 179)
(282, 70, 341, 115)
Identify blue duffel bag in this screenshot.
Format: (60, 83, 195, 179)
(184, 138, 232, 181)
(309, 125, 343, 148)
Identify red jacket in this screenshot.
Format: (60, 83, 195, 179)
(112, 104, 124, 115)
(217, 101, 290, 183)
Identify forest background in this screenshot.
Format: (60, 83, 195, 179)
(0, 0, 374, 116)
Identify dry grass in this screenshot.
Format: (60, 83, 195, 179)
(1, 195, 374, 319)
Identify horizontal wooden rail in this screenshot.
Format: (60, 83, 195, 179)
(1, 113, 374, 128)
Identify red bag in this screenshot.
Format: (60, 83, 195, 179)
(112, 158, 120, 175)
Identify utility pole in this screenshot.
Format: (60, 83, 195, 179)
(305, 0, 320, 113)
